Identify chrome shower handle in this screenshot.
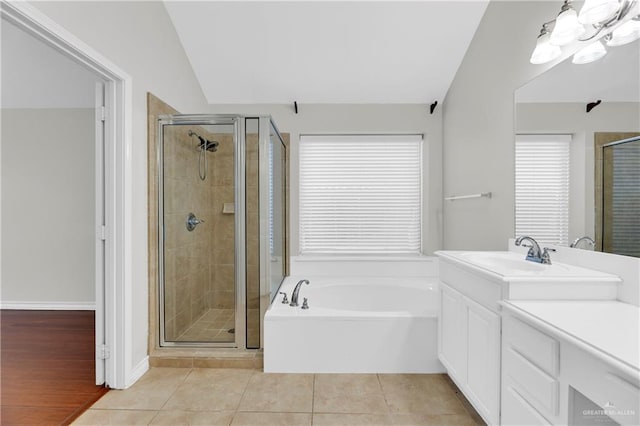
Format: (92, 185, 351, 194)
(186, 213, 204, 231)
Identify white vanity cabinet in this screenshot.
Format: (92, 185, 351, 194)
(436, 250, 625, 426)
(438, 262, 501, 425)
(501, 301, 640, 426)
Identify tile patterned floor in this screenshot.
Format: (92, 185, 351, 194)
(176, 309, 236, 342)
(73, 368, 484, 425)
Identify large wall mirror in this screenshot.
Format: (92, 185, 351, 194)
(515, 38, 639, 256)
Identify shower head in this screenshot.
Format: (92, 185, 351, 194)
(188, 130, 219, 152)
(205, 140, 219, 152)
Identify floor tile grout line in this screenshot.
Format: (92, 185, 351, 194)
(230, 368, 257, 421)
(376, 373, 393, 414)
(158, 366, 194, 411)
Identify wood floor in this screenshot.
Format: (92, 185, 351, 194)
(1, 310, 108, 425)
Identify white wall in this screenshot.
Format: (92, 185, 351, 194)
(28, 1, 209, 379)
(442, 1, 573, 250)
(516, 102, 640, 242)
(206, 104, 443, 255)
(1, 108, 95, 306)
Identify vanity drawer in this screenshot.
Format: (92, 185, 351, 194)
(563, 345, 640, 426)
(504, 316, 559, 376)
(502, 383, 552, 426)
(504, 346, 559, 416)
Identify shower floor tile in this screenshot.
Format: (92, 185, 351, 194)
(176, 308, 235, 342)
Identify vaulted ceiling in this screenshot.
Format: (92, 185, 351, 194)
(164, 1, 489, 104)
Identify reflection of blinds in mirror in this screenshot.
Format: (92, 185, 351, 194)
(604, 138, 640, 257)
(515, 134, 570, 246)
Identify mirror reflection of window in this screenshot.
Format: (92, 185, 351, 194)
(602, 136, 640, 257)
(515, 134, 571, 246)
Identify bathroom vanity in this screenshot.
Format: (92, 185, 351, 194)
(501, 301, 639, 426)
(436, 248, 639, 425)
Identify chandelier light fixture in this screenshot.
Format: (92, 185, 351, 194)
(530, 0, 640, 65)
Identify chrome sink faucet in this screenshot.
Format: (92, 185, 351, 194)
(290, 279, 309, 307)
(570, 236, 595, 249)
(515, 236, 543, 263)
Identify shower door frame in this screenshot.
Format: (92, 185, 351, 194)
(157, 114, 247, 348)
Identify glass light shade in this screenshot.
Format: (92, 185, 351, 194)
(551, 7, 586, 46)
(578, 0, 620, 25)
(572, 40, 607, 64)
(606, 19, 640, 46)
(530, 32, 562, 64)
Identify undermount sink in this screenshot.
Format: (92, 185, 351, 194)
(441, 250, 618, 282)
(436, 250, 621, 300)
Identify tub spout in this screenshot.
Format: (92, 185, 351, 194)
(290, 279, 309, 307)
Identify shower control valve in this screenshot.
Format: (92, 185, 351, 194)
(186, 213, 204, 231)
(301, 298, 309, 310)
(279, 292, 289, 304)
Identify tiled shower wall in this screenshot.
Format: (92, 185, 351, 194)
(163, 126, 219, 339)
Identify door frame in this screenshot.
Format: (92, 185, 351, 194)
(1, 1, 133, 389)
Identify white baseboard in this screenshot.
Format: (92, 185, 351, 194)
(126, 356, 149, 388)
(0, 301, 96, 310)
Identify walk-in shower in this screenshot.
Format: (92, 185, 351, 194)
(157, 115, 287, 349)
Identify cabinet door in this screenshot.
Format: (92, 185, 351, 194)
(439, 283, 466, 382)
(465, 297, 501, 425)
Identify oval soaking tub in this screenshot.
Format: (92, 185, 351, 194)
(264, 275, 443, 373)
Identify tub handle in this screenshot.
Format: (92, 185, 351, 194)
(278, 292, 289, 304)
(302, 298, 309, 310)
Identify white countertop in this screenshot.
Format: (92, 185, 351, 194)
(436, 251, 621, 283)
(502, 300, 640, 373)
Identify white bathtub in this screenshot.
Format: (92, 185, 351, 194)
(264, 258, 444, 373)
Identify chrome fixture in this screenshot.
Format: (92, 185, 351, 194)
(541, 247, 556, 264)
(301, 298, 309, 310)
(530, 0, 640, 65)
(279, 291, 289, 304)
(290, 279, 309, 307)
(188, 130, 219, 181)
(186, 212, 204, 231)
(515, 236, 544, 263)
(570, 236, 596, 249)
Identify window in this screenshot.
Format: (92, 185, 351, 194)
(515, 134, 570, 246)
(299, 134, 422, 254)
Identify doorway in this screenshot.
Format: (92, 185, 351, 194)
(1, 1, 131, 389)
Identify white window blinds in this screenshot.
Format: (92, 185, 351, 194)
(299, 134, 422, 254)
(515, 134, 570, 246)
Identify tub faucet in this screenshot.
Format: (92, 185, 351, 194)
(290, 279, 309, 307)
(515, 236, 543, 263)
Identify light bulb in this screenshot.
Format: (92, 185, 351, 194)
(578, 0, 621, 25)
(551, 5, 586, 46)
(606, 19, 640, 46)
(530, 31, 562, 64)
(572, 40, 607, 64)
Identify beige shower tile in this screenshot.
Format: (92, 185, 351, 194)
(149, 357, 194, 368)
(314, 374, 388, 414)
(92, 368, 190, 410)
(72, 409, 158, 425)
(238, 373, 313, 412)
(163, 368, 254, 411)
(378, 374, 466, 415)
(150, 410, 234, 425)
(231, 412, 311, 426)
(312, 413, 392, 425)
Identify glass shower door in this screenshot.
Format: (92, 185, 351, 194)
(158, 117, 240, 346)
